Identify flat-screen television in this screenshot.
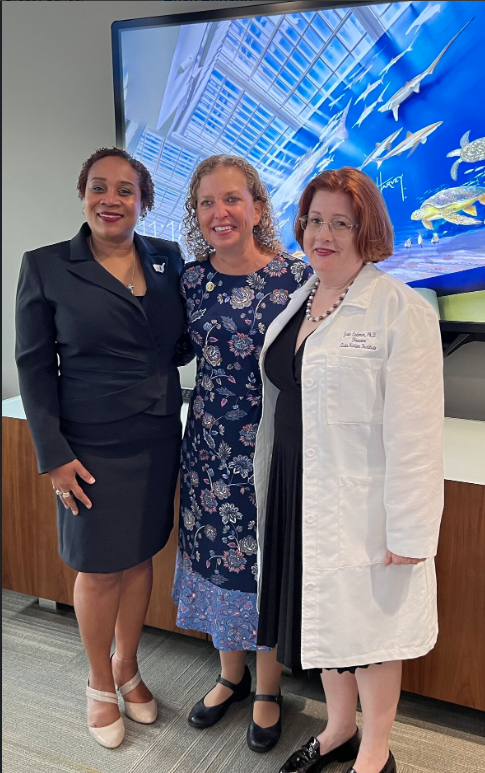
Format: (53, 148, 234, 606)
(112, 0, 485, 329)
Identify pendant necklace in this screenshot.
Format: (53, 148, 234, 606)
(89, 237, 136, 294)
(206, 271, 219, 292)
(305, 278, 354, 323)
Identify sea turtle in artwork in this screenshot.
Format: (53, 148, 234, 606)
(446, 131, 485, 180)
(411, 185, 485, 229)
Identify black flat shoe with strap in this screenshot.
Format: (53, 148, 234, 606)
(247, 692, 283, 753)
(346, 750, 396, 773)
(187, 664, 252, 729)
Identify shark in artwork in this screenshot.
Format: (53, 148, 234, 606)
(375, 122, 443, 168)
(379, 19, 473, 121)
(328, 92, 344, 109)
(344, 62, 372, 91)
(271, 101, 352, 216)
(359, 128, 403, 170)
(405, 2, 442, 36)
(379, 43, 414, 76)
(352, 85, 389, 129)
(355, 76, 384, 105)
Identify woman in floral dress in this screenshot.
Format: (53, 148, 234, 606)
(172, 155, 312, 751)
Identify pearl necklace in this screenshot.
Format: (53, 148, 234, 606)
(89, 237, 136, 294)
(305, 278, 353, 322)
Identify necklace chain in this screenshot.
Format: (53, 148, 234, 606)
(305, 278, 353, 323)
(89, 237, 136, 294)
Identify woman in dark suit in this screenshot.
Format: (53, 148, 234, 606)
(15, 148, 192, 749)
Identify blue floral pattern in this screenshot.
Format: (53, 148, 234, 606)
(173, 254, 312, 649)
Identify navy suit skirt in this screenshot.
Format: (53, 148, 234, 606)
(58, 411, 181, 573)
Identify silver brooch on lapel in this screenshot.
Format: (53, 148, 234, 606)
(153, 263, 165, 273)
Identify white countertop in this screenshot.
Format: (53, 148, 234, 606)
(442, 417, 485, 486)
(2, 396, 26, 420)
(3, 396, 484, 486)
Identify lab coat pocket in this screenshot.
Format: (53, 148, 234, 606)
(338, 475, 387, 566)
(326, 356, 383, 424)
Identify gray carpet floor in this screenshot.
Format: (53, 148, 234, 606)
(2, 590, 484, 773)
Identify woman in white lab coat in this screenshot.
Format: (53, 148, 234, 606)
(253, 168, 444, 773)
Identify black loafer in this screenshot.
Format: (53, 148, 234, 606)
(247, 692, 283, 753)
(279, 728, 360, 773)
(346, 750, 396, 773)
(188, 664, 252, 729)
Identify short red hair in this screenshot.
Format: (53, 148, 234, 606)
(294, 167, 394, 263)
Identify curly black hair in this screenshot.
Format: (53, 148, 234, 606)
(77, 147, 155, 217)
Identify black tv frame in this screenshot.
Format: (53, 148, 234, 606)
(440, 322, 485, 357)
(111, 0, 485, 355)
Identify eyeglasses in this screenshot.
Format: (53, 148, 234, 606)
(299, 216, 359, 235)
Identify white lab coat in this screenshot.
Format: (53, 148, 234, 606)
(254, 264, 444, 669)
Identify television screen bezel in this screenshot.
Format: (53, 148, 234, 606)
(111, 0, 485, 342)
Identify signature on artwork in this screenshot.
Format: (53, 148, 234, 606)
(376, 172, 406, 202)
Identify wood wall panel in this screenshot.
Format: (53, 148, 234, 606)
(2, 418, 77, 603)
(2, 417, 204, 640)
(4, 417, 484, 704)
(402, 480, 485, 710)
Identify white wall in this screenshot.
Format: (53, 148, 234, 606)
(2, 0, 275, 397)
(442, 342, 485, 420)
(3, 1, 484, 417)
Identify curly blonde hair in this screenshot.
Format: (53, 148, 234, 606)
(182, 155, 283, 261)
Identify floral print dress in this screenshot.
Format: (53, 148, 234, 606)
(172, 254, 312, 650)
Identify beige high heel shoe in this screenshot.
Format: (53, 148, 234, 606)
(86, 684, 125, 748)
(112, 653, 158, 724)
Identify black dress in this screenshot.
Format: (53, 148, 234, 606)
(57, 291, 182, 574)
(257, 303, 374, 673)
(256, 303, 306, 668)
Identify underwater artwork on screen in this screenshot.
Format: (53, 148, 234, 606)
(120, 0, 485, 292)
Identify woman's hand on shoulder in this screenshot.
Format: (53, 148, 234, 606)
(384, 550, 426, 566)
(49, 460, 95, 515)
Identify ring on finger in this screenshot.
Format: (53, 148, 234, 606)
(61, 491, 72, 498)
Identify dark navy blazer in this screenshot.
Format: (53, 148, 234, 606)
(15, 223, 192, 474)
